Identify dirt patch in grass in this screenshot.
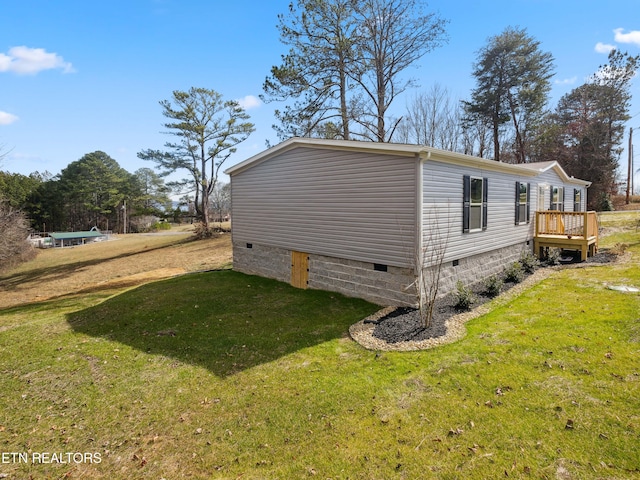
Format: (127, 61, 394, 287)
(0, 230, 232, 309)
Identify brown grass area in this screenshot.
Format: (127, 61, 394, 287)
(612, 194, 640, 211)
(0, 230, 232, 309)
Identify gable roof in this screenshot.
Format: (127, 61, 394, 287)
(519, 161, 591, 187)
(226, 137, 590, 186)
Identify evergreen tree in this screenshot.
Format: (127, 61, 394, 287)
(264, 0, 448, 143)
(533, 50, 639, 209)
(138, 87, 254, 236)
(0, 171, 48, 209)
(464, 27, 554, 163)
(57, 151, 131, 231)
(132, 167, 172, 216)
(262, 0, 358, 140)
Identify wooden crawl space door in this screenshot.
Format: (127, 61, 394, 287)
(291, 251, 309, 289)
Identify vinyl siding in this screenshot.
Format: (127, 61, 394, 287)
(420, 160, 589, 266)
(422, 159, 536, 265)
(231, 147, 417, 268)
(534, 169, 586, 212)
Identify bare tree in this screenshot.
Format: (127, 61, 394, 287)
(414, 205, 451, 328)
(350, 0, 449, 142)
(266, 0, 448, 143)
(460, 110, 492, 157)
(0, 143, 35, 272)
(209, 182, 230, 225)
(0, 201, 35, 273)
(394, 84, 465, 151)
(0, 141, 14, 170)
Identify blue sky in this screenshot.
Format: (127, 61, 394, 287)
(1, 0, 639, 185)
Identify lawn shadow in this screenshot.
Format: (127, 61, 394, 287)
(67, 270, 379, 378)
(0, 236, 197, 295)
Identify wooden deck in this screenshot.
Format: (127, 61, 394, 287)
(534, 211, 598, 261)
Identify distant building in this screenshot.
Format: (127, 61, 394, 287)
(30, 227, 108, 248)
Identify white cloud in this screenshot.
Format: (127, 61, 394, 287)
(237, 95, 262, 110)
(0, 46, 74, 75)
(555, 76, 577, 85)
(0, 111, 18, 125)
(613, 28, 640, 46)
(595, 42, 616, 54)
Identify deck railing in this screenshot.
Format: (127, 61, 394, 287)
(535, 211, 598, 239)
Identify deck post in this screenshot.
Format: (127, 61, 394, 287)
(534, 210, 598, 261)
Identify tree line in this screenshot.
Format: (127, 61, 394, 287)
(0, 152, 173, 233)
(0, 152, 233, 234)
(2, 0, 639, 246)
(262, 3, 638, 210)
(394, 42, 638, 210)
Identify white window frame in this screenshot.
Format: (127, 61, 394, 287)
(573, 188, 582, 212)
(516, 182, 530, 225)
(551, 186, 564, 211)
(469, 176, 484, 232)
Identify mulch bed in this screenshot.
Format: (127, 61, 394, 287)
(368, 281, 518, 344)
(366, 250, 619, 345)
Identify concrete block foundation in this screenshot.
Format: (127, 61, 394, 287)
(232, 241, 533, 307)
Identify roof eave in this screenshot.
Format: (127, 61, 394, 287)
(225, 138, 591, 185)
(224, 137, 424, 176)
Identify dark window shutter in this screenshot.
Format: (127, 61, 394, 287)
(482, 177, 488, 231)
(526, 183, 531, 223)
(463, 175, 470, 233)
(550, 186, 554, 209)
(562, 187, 566, 211)
(515, 182, 521, 225)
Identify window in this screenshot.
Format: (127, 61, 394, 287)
(573, 189, 582, 212)
(463, 175, 487, 233)
(515, 182, 530, 225)
(550, 186, 564, 211)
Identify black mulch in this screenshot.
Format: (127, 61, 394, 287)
(369, 249, 618, 344)
(369, 283, 501, 344)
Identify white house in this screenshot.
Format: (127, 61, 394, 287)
(225, 138, 593, 306)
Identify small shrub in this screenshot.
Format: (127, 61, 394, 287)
(597, 194, 614, 212)
(546, 248, 561, 266)
(519, 251, 539, 273)
(150, 221, 171, 231)
(483, 274, 503, 298)
(0, 201, 36, 273)
(504, 261, 524, 283)
(454, 281, 476, 311)
(610, 242, 629, 255)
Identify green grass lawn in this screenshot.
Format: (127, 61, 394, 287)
(0, 226, 639, 479)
